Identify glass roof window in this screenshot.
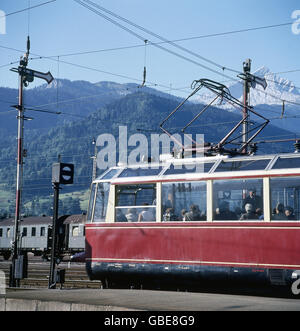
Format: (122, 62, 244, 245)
(272, 156, 300, 170)
(100, 168, 120, 180)
(215, 159, 271, 173)
(163, 163, 215, 176)
(118, 167, 164, 178)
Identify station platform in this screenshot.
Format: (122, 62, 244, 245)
(1, 287, 300, 311)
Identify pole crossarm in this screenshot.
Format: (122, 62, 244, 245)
(159, 77, 269, 157)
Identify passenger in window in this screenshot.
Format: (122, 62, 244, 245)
(234, 207, 242, 219)
(138, 203, 154, 222)
(126, 208, 138, 222)
(181, 209, 187, 222)
(285, 206, 296, 221)
(165, 194, 174, 210)
(256, 208, 264, 220)
(273, 203, 288, 220)
(163, 208, 178, 222)
(185, 205, 205, 221)
(240, 204, 258, 221)
(215, 201, 237, 221)
(116, 209, 128, 222)
(242, 189, 263, 212)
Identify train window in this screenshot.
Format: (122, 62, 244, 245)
(163, 163, 214, 176)
(118, 167, 163, 178)
(87, 183, 97, 222)
(0, 228, 2, 237)
(93, 183, 110, 222)
(40, 227, 46, 237)
(215, 159, 271, 172)
(6, 228, 11, 238)
(272, 157, 300, 170)
(162, 182, 207, 222)
(22, 227, 27, 237)
(31, 227, 36, 237)
(213, 179, 263, 221)
(116, 184, 156, 222)
(72, 226, 79, 237)
(101, 168, 120, 180)
(270, 177, 300, 221)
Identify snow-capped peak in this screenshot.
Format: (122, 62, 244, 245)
(193, 66, 300, 107)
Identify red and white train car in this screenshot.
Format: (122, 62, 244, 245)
(85, 153, 300, 289)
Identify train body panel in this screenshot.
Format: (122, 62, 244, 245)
(85, 222, 300, 286)
(85, 152, 300, 289)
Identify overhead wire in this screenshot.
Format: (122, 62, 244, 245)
(0, 0, 57, 19)
(73, 0, 240, 82)
(1, 1, 300, 126)
(74, 0, 300, 110)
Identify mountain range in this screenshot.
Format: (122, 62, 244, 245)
(193, 67, 300, 134)
(0, 68, 300, 216)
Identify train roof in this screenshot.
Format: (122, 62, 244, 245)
(94, 152, 300, 184)
(63, 214, 86, 224)
(0, 216, 52, 226)
(0, 215, 87, 227)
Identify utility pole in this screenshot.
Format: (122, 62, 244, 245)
(242, 59, 251, 154)
(10, 38, 30, 288)
(91, 138, 97, 181)
(48, 180, 60, 289)
(10, 37, 54, 288)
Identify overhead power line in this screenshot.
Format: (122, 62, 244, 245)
(74, 0, 240, 82)
(0, 0, 57, 18)
(74, 0, 300, 109)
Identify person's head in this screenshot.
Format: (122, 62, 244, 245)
(127, 208, 136, 215)
(276, 203, 285, 214)
(190, 204, 200, 213)
(256, 208, 263, 216)
(245, 203, 253, 213)
(249, 189, 256, 198)
(219, 201, 229, 213)
(181, 209, 187, 216)
(285, 206, 294, 217)
(166, 208, 174, 214)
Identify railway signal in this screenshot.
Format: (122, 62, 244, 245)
(9, 37, 54, 288)
(52, 163, 74, 185)
(49, 162, 74, 289)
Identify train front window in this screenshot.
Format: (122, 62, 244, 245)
(162, 182, 207, 222)
(93, 183, 110, 222)
(115, 184, 156, 223)
(213, 179, 263, 221)
(87, 183, 97, 222)
(270, 177, 300, 221)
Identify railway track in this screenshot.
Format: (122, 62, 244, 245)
(0, 257, 102, 289)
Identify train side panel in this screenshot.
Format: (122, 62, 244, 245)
(85, 222, 300, 286)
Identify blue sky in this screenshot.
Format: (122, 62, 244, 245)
(1, 0, 300, 98)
